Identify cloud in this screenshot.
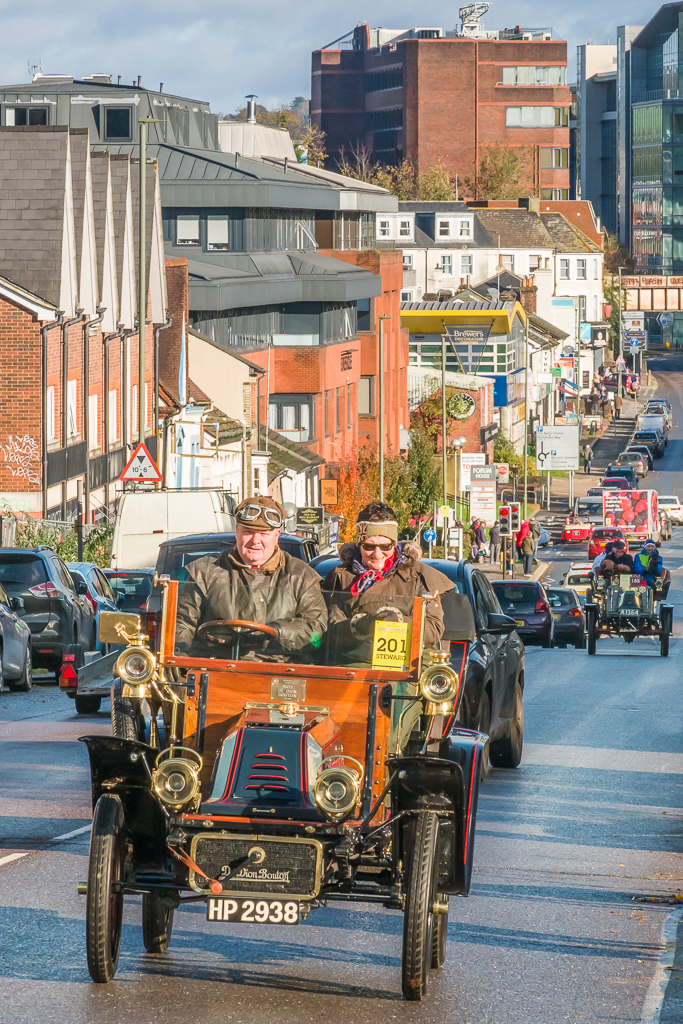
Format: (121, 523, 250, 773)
(0, 0, 655, 112)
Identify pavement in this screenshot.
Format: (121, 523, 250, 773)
(0, 360, 681, 1023)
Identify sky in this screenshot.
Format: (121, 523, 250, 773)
(0, 0, 657, 113)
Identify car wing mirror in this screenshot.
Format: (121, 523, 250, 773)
(10, 596, 24, 611)
(487, 612, 518, 636)
(115, 590, 126, 608)
(440, 591, 476, 642)
(76, 580, 89, 596)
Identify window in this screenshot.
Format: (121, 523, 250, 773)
(593, 295, 598, 320)
(325, 390, 330, 435)
(501, 254, 514, 272)
(253, 467, 261, 492)
(401, 290, 413, 301)
(358, 376, 374, 415)
(579, 295, 586, 322)
(104, 106, 132, 140)
(88, 394, 98, 450)
(577, 259, 587, 280)
(5, 106, 48, 125)
(594, 260, 599, 280)
(357, 298, 371, 331)
(460, 253, 473, 276)
(365, 68, 404, 93)
(506, 106, 569, 127)
(559, 258, 570, 279)
(540, 188, 570, 200)
(378, 220, 390, 237)
(67, 379, 78, 439)
(176, 215, 200, 245)
(403, 253, 413, 269)
(47, 386, 56, 443)
(501, 66, 567, 86)
(268, 395, 312, 441)
(459, 220, 471, 237)
(529, 254, 541, 269)
(438, 220, 451, 237)
(347, 383, 352, 429)
(440, 254, 453, 274)
(540, 147, 569, 168)
(108, 389, 118, 444)
(336, 387, 342, 433)
(399, 220, 411, 236)
(207, 216, 229, 250)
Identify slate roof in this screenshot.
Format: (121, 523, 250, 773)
(539, 212, 602, 253)
(474, 209, 555, 249)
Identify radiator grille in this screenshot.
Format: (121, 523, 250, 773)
(191, 835, 320, 896)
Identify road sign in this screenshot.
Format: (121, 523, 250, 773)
(119, 442, 162, 483)
(535, 425, 580, 471)
(461, 453, 486, 489)
(424, 528, 436, 543)
(658, 312, 674, 327)
(495, 463, 510, 484)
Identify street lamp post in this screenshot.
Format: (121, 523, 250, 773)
(523, 313, 529, 520)
(138, 116, 162, 446)
(442, 332, 448, 508)
(378, 315, 390, 501)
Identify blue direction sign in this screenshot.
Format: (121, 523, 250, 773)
(424, 529, 436, 543)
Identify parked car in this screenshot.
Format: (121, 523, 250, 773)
(0, 547, 96, 671)
(490, 579, 554, 648)
(0, 582, 32, 691)
(588, 527, 628, 561)
(538, 528, 552, 547)
(626, 445, 654, 471)
(311, 555, 525, 776)
(657, 495, 683, 525)
(611, 452, 647, 478)
(602, 372, 640, 395)
(67, 562, 120, 652)
(103, 568, 155, 612)
(632, 429, 665, 458)
(145, 533, 320, 642)
(546, 586, 586, 649)
(573, 496, 605, 524)
(602, 475, 636, 490)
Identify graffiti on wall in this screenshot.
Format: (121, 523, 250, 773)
(1, 434, 40, 486)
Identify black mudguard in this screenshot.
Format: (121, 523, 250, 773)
(79, 735, 168, 871)
(390, 727, 485, 896)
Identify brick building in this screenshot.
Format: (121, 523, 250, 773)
(0, 126, 166, 520)
(312, 10, 571, 198)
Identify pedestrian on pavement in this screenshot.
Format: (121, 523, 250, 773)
(475, 519, 487, 560)
(470, 518, 480, 559)
(582, 443, 593, 474)
(515, 519, 529, 562)
(489, 520, 501, 566)
(598, 363, 605, 377)
(590, 388, 600, 415)
(528, 514, 542, 565)
(614, 392, 623, 419)
(521, 531, 535, 577)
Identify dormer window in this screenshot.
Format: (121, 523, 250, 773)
(438, 220, 451, 237)
(399, 220, 411, 236)
(379, 220, 390, 237)
(459, 220, 471, 237)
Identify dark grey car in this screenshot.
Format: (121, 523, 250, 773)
(546, 587, 586, 649)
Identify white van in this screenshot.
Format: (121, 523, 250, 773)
(111, 490, 236, 569)
(637, 413, 668, 438)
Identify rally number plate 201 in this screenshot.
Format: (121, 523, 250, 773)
(207, 897, 300, 925)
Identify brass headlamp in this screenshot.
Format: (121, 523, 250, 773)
(419, 651, 459, 713)
(153, 746, 203, 809)
(313, 756, 364, 821)
(115, 644, 156, 698)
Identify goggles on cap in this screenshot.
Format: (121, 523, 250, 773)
(237, 503, 284, 528)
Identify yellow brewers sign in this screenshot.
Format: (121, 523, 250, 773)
(372, 621, 411, 671)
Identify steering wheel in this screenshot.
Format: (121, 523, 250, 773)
(196, 619, 278, 646)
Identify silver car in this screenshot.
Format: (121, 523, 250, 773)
(0, 582, 32, 691)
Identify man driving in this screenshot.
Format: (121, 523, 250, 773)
(174, 496, 327, 658)
(592, 537, 634, 579)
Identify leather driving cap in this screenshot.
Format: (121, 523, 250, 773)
(234, 496, 286, 532)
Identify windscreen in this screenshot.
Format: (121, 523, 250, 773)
(105, 571, 152, 611)
(576, 499, 602, 515)
(170, 582, 436, 671)
(547, 589, 576, 607)
(491, 583, 538, 606)
(0, 554, 48, 587)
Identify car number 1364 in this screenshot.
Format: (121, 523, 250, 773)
(207, 897, 300, 925)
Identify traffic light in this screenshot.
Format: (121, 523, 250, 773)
(509, 502, 521, 532)
(499, 506, 511, 537)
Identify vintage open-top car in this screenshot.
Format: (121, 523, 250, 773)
(80, 574, 503, 1001)
(585, 573, 673, 656)
(560, 515, 593, 544)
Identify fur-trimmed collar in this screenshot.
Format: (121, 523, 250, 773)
(339, 540, 422, 569)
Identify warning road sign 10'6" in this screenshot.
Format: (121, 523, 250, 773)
(119, 442, 163, 483)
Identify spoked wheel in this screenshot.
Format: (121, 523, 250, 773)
(430, 894, 449, 969)
(661, 606, 673, 658)
(402, 811, 439, 1001)
(142, 893, 175, 953)
(111, 677, 145, 741)
(86, 794, 125, 983)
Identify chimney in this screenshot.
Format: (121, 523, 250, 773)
(245, 94, 258, 124)
(520, 276, 537, 315)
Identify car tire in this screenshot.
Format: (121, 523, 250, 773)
(0, 648, 4, 691)
(401, 811, 439, 1001)
(574, 633, 587, 650)
(490, 679, 523, 769)
(86, 793, 124, 984)
(142, 892, 175, 953)
(541, 632, 553, 649)
(7, 644, 32, 693)
(476, 689, 492, 781)
(75, 695, 102, 715)
(586, 609, 597, 655)
(111, 677, 141, 741)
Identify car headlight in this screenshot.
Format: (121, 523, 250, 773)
(153, 747, 203, 809)
(116, 645, 156, 693)
(419, 654, 459, 708)
(313, 756, 364, 821)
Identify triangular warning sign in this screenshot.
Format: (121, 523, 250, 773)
(119, 442, 163, 483)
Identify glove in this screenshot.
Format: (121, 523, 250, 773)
(349, 612, 374, 639)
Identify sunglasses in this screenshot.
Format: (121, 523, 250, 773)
(361, 541, 395, 553)
(238, 504, 283, 528)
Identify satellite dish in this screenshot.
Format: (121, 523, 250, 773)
(282, 501, 297, 531)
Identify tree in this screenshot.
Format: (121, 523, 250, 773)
(417, 158, 456, 201)
(464, 144, 533, 200)
(294, 123, 327, 167)
(228, 99, 328, 166)
(337, 143, 378, 183)
(603, 232, 634, 274)
(406, 430, 441, 516)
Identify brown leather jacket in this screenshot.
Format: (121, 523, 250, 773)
(322, 541, 454, 660)
(175, 547, 328, 656)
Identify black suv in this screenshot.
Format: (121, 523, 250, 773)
(632, 429, 665, 458)
(145, 533, 319, 641)
(0, 547, 96, 670)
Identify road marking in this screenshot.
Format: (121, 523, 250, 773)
(641, 905, 683, 1023)
(49, 824, 92, 842)
(524, 743, 683, 775)
(0, 852, 30, 868)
